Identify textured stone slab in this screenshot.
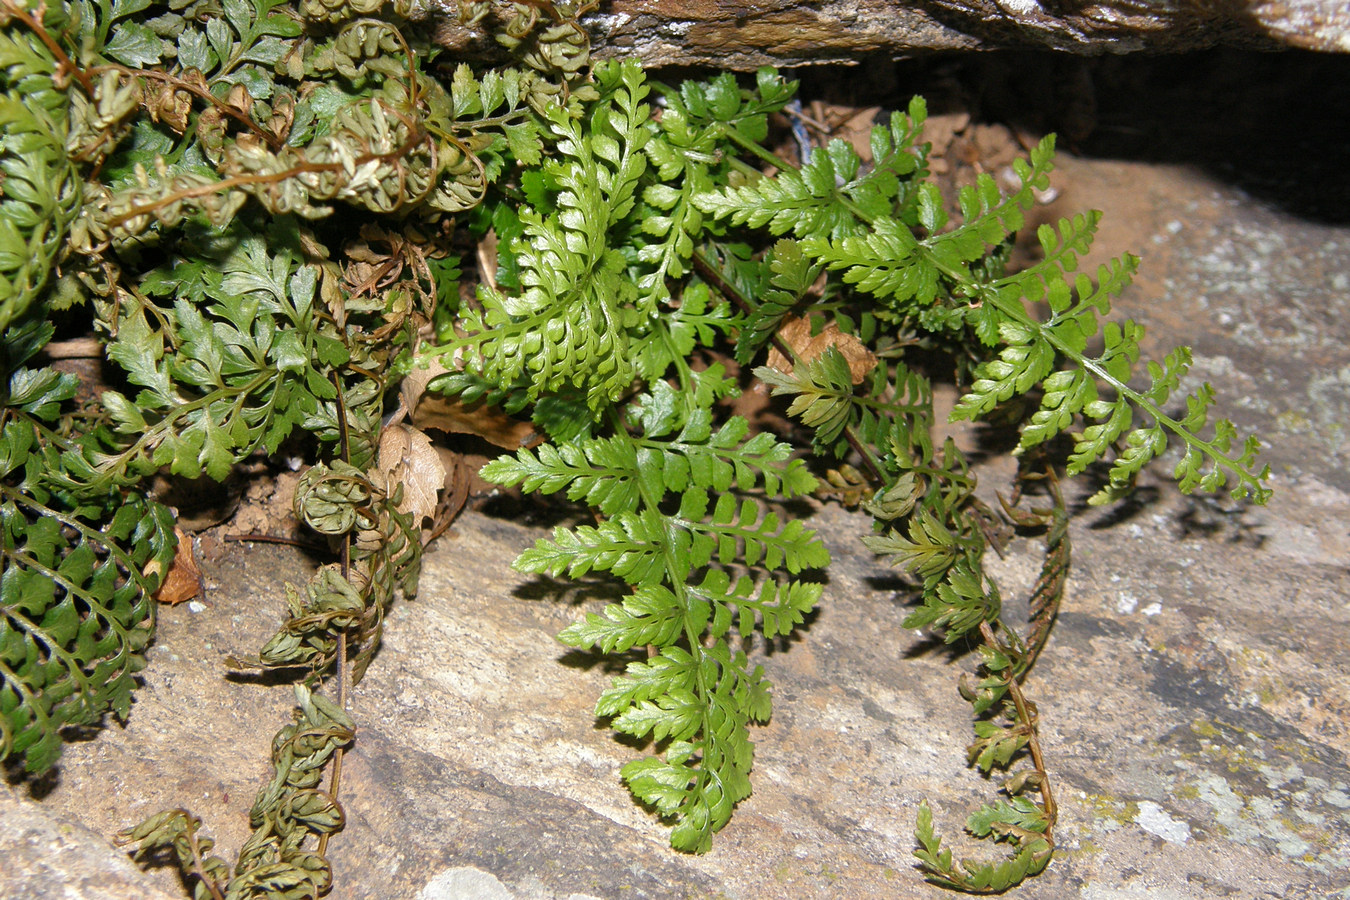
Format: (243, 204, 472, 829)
(5, 60, 1350, 900)
(0, 788, 181, 900)
(426, 1, 1350, 68)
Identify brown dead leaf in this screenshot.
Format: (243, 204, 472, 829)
(375, 423, 446, 526)
(424, 445, 471, 544)
(402, 357, 542, 450)
(765, 316, 877, 385)
(148, 82, 193, 133)
(225, 83, 253, 118)
(153, 528, 205, 605)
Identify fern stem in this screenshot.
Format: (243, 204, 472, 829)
(103, 125, 430, 229)
(183, 814, 227, 900)
(606, 406, 718, 804)
(315, 631, 348, 860)
(0, 0, 94, 96)
(316, 372, 354, 860)
(979, 619, 1057, 845)
(715, 123, 794, 173)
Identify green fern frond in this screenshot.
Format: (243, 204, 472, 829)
(627, 282, 740, 385)
(492, 244, 830, 851)
(691, 569, 823, 640)
(0, 411, 176, 773)
(861, 509, 965, 588)
(914, 800, 1053, 894)
(0, 11, 81, 331)
(799, 216, 935, 306)
(484, 409, 815, 516)
(450, 60, 652, 409)
(634, 410, 818, 499)
(734, 239, 821, 364)
(755, 349, 931, 463)
(636, 68, 796, 313)
(904, 562, 1000, 641)
(58, 234, 346, 492)
(949, 213, 1269, 502)
(482, 434, 641, 516)
(608, 638, 769, 854)
(515, 509, 670, 585)
(694, 97, 927, 242)
(0, 2, 1278, 885)
(558, 585, 690, 654)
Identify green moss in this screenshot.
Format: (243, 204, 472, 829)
(1190, 717, 1222, 739)
(1080, 791, 1137, 826)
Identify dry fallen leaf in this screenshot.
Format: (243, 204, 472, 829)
(153, 527, 205, 605)
(424, 444, 471, 544)
(375, 423, 446, 526)
(765, 316, 878, 385)
(402, 357, 542, 450)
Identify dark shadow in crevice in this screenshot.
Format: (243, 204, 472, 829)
(891, 47, 1350, 224)
(775, 45, 1349, 224)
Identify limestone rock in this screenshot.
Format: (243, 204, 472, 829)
(427, 1, 1350, 68)
(4, 57, 1350, 900)
(0, 789, 181, 900)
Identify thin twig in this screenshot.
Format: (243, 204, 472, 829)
(0, 0, 95, 95)
(782, 101, 832, 134)
(88, 65, 284, 150)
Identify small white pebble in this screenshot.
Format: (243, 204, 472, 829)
(188, 600, 206, 613)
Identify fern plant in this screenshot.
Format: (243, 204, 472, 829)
(0, 1, 591, 897)
(0, 0, 1271, 895)
(691, 95, 1266, 888)
(432, 60, 1268, 884)
(448, 61, 830, 852)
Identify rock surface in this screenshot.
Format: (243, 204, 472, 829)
(5, 52, 1350, 900)
(427, 0, 1350, 68)
(0, 789, 183, 900)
